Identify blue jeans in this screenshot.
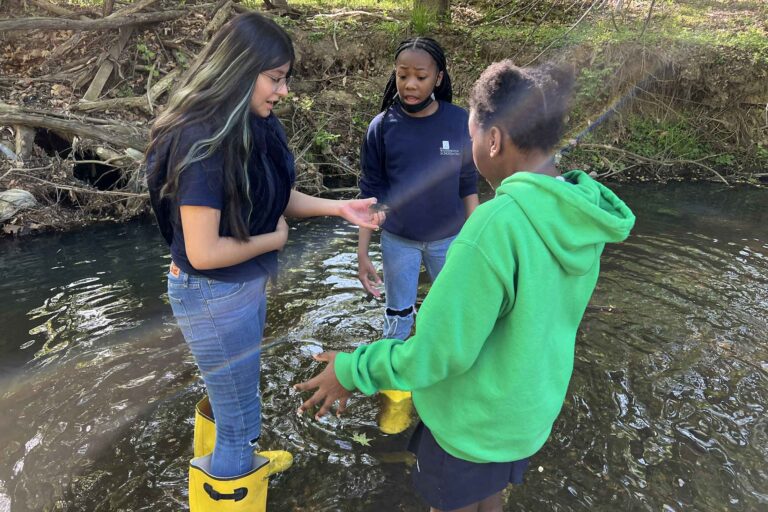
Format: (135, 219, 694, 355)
(167, 268, 268, 478)
(381, 230, 456, 340)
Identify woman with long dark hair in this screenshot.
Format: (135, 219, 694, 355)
(146, 12, 381, 510)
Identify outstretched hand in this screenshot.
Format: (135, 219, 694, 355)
(294, 351, 353, 420)
(338, 198, 386, 230)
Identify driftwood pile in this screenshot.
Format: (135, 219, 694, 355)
(0, 0, 301, 234)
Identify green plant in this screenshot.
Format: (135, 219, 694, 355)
(313, 128, 340, 151)
(411, 4, 437, 35)
(136, 41, 156, 64)
(174, 50, 189, 70)
(624, 117, 709, 160)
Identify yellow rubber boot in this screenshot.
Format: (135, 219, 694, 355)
(189, 451, 293, 512)
(193, 395, 216, 458)
(378, 390, 413, 434)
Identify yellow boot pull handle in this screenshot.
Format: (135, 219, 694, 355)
(203, 483, 248, 502)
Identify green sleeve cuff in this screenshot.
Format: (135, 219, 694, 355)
(334, 352, 357, 392)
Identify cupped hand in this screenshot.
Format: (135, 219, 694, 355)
(338, 198, 385, 230)
(358, 255, 382, 297)
(294, 351, 353, 420)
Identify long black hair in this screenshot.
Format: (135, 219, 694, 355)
(146, 12, 295, 240)
(380, 37, 453, 112)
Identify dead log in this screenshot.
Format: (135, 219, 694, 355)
(14, 126, 37, 160)
(0, 11, 186, 32)
(203, 0, 233, 40)
(105, 0, 161, 18)
(82, 27, 134, 102)
(0, 103, 147, 151)
(28, 0, 81, 17)
(73, 69, 180, 113)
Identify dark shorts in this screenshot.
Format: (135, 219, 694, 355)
(408, 422, 530, 511)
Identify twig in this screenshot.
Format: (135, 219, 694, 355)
(640, 0, 657, 38)
(525, 0, 605, 66)
(487, 0, 544, 27)
(17, 174, 149, 198)
(312, 11, 398, 22)
(146, 63, 155, 115)
(579, 143, 730, 185)
(105, 0, 161, 18)
(333, 21, 339, 52)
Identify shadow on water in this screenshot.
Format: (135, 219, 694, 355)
(0, 183, 767, 511)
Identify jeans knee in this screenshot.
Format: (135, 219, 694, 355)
(384, 306, 415, 340)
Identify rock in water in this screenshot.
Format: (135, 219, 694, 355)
(0, 189, 37, 223)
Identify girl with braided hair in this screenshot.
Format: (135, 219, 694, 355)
(356, 37, 480, 434)
(358, 37, 479, 361)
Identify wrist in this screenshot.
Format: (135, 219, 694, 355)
(269, 231, 282, 251)
(333, 199, 346, 217)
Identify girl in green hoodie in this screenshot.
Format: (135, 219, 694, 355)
(295, 60, 636, 512)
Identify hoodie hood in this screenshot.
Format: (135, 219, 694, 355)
(496, 170, 635, 275)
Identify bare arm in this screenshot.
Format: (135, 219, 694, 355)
(463, 193, 479, 219)
(285, 189, 382, 229)
(181, 206, 287, 270)
(284, 190, 342, 218)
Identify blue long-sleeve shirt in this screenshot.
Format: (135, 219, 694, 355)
(359, 101, 479, 242)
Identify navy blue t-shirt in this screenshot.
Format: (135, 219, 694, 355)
(359, 101, 478, 242)
(147, 113, 295, 282)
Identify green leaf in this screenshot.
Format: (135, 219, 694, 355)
(352, 432, 372, 447)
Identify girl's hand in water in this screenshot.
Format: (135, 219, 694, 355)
(338, 198, 385, 229)
(294, 351, 352, 419)
(358, 254, 383, 297)
(275, 216, 289, 250)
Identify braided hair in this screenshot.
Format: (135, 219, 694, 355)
(380, 37, 453, 112)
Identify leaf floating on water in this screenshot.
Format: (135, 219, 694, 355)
(352, 432, 372, 446)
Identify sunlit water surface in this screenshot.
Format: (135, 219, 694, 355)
(0, 183, 766, 511)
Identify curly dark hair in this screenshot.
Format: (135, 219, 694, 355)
(469, 60, 574, 151)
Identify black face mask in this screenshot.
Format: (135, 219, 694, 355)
(396, 93, 435, 114)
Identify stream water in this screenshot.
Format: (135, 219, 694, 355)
(0, 183, 766, 511)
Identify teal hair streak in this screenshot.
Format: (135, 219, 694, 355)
(174, 83, 256, 225)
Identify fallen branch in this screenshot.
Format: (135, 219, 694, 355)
(105, 0, 161, 18)
(0, 103, 147, 151)
(203, 0, 233, 40)
(0, 11, 186, 32)
(28, 0, 81, 17)
(82, 27, 134, 102)
(19, 174, 149, 198)
(311, 10, 398, 22)
(525, 0, 605, 66)
(72, 69, 179, 113)
(579, 143, 730, 185)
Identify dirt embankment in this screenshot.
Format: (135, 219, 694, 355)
(1, 0, 766, 237)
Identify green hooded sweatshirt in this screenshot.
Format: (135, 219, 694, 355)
(335, 170, 636, 463)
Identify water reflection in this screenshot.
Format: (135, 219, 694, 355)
(0, 184, 767, 511)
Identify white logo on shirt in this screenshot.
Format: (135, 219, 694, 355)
(439, 140, 460, 156)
